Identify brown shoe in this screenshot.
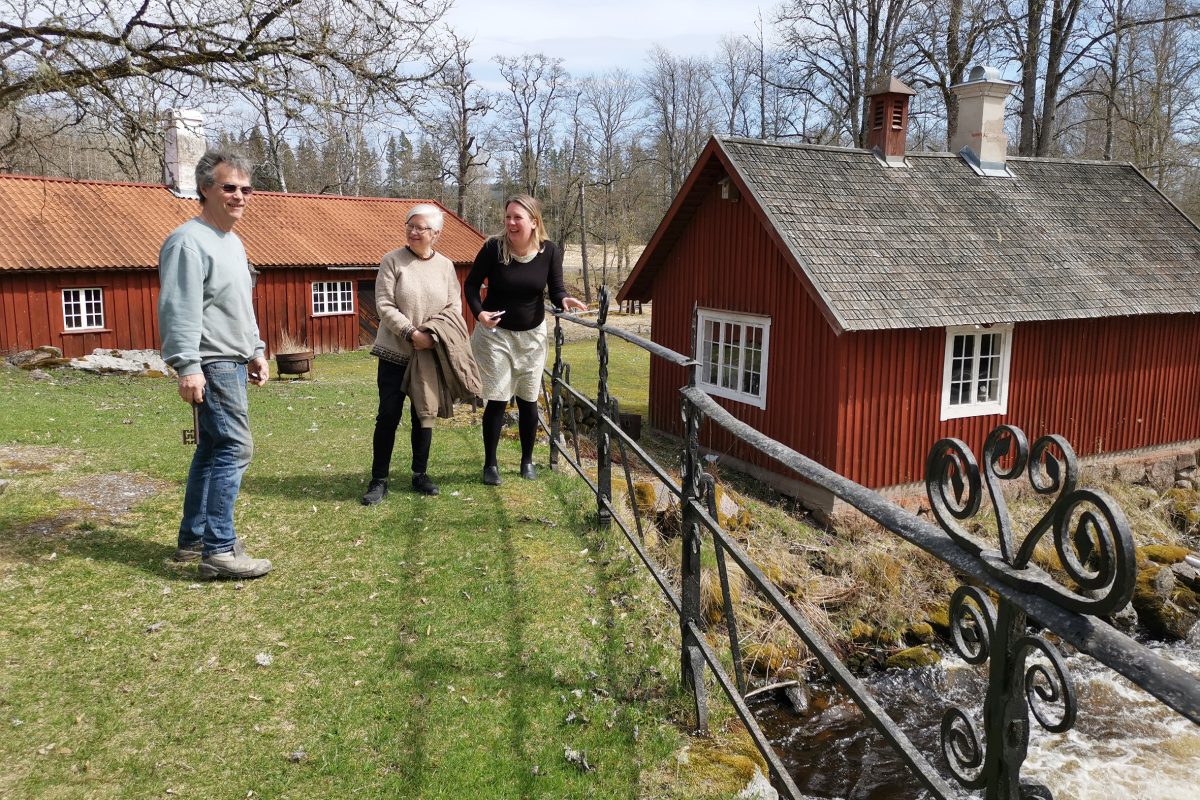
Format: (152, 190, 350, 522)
(199, 548, 272, 580)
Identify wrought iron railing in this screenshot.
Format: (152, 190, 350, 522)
(542, 288, 1200, 800)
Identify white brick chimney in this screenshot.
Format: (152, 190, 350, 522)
(162, 109, 207, 197)
(950, 66, 1016, 176)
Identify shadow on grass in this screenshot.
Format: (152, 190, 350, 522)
(0, 513, 203, 581)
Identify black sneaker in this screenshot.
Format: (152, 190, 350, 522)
(412, 473, 439, 496)
(361, 479, 388, 505)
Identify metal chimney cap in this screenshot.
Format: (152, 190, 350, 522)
(968, 65, 1005, 83)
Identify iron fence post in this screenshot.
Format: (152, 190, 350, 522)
(595, 287, 612, 528)
(983, 599, 1037, 800)
(679, 302, 708, 732)
(550, 312, 564, 469)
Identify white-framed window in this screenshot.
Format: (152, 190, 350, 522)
(696, 309, 770, 409)
(62, 288, 104, 330)
(312, 280, 353, 315)
(940, 324, 1014, 420)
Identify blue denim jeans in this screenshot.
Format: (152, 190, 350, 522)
(178, 361, 254, 556)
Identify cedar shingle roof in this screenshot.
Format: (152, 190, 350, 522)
(0, 174, 485, 271)
(622, 136, 1200, 332)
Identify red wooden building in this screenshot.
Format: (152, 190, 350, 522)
(0, 174, 485, 359)
(618, 70, 1200, 508)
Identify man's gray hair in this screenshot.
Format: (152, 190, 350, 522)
(406, 203, 445, 232)
(195, 150, 254, 204)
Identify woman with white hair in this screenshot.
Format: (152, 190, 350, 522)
(361, 204, 461, 504)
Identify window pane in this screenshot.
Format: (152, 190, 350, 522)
(721, 322, 741, 389)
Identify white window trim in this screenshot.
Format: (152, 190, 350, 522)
(940, 323, 1014, 421)
(62, 287, 105, 331)
(695, 308, 770, 410)
(312, 280, 354, 316)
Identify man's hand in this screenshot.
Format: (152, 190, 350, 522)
(178, 373, 205, 404)
(248, 356, 270, 386)
(411, 330, 436, 350)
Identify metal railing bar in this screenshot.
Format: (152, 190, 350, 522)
(549, 308, 697, 368)
(610, 398, 648, 546)
(596, 493, 682, 614)
(548, 375, 685, 496)
(704, 475, 747, 696)
(555, 445, 600, 496)
(681, 386, 1200, 725)
(686, 500, 961, 799)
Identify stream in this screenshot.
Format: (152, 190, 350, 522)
(749, 635, 1200, 800)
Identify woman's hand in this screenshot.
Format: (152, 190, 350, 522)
(411, 329, 435, 350)
(562, 297, 588, 313)
(478, 310, 504, 330)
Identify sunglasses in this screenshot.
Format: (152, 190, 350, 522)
(220, 184, 254, 196)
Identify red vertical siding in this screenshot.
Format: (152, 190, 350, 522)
(1, 271, 160, 358)
(833, 317, 1200, 487)
(640, 183, 1200, 491)
(647, 180, 840, 471)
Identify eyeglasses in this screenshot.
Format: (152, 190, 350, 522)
(221, 184, 254, 196)
(405, 224, 434, 234)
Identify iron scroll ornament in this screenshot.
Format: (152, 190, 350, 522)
(925, 425, 1137, 617)
(939, 587, 1077, 791)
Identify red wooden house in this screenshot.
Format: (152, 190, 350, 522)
(618, 70, 1200, 509)
(0, 175, 485, 359)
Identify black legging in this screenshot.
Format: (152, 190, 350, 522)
(371, 359, 431, 480)
(482, 398, 538, 469)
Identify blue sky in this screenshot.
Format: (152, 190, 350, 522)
(443, 0, 773, 83)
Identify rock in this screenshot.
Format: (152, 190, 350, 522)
(0, 479, 7, 496)
(904, 622, 936, 644)
(1114, 460, 1147, 484)
(849, 620, 877, 643)
(1177, 452, 1199, 472)
(70, 348, 173, 376)
(1133, 564, 1198, 641)
(1173, 585, 1200, 614)
(926, 605, 952, 637)
(28, 369, 52, 381)
(783, 682, 811, 715)
(1105, 601, 1139, 634)
(885, 645, 941, 669)
(1147, 459, 1177, 492)
(737, 767, 779, 800)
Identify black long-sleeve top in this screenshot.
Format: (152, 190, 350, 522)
(464, 237, 568, 332)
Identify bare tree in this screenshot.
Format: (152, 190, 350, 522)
(774, 0, 921, 146)
(579, 69, 642, 296)
(0, 0, 451, 166)
(642, 45, 716, 199)
(494, 52, 570, 195)
(910, 0, 1006, 147)
(424, 33, 495, 217)
(709, 35, 757, 136)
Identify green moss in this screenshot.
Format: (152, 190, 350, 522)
(905, 622, 936, 644)
(1140, 544, 1190, 564)
(849, 620, 876, 643)
(885, 646, 941, 669)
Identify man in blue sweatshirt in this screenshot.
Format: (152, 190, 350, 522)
(158, 150, 272, 579)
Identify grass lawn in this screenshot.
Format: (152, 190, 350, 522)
(0, 349, 719, 799)
(552, 337, 651, 420)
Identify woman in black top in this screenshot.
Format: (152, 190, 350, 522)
(465, 194, 587, 485)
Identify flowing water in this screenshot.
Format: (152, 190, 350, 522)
(750, 635, 1200, 800)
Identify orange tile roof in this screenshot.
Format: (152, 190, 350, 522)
(0, 173, 486, 271)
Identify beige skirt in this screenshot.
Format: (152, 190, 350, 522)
(470, 321, 547, 402)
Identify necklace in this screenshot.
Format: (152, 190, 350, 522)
(406, 246, 435, 261)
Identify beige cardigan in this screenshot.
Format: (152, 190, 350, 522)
(370, 247, 459, 365)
